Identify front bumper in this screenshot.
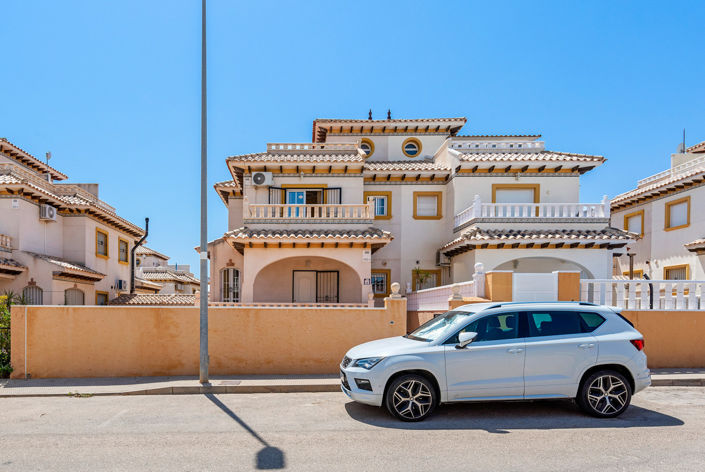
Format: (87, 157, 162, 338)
(340, 367, 383, 407)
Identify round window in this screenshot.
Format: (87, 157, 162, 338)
(360, 138, 375, 158)
(402, 138, 422, 158)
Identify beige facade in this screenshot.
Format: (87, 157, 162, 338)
(0, 138, 144, 305)
(611, 142, 705, 280)
(210, 116, 632, 304)
(133, 246, 199, 295)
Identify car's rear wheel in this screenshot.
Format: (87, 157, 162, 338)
(577, 370, 632, 418)
(384, 374, 438, 422)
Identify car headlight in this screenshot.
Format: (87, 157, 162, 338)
(352, 357, 384, 370)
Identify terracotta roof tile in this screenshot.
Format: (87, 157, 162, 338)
(685, 238, 705, 251)
(0, 256, 26, 270)
(0, 137, 68, 181)
(25, 251, 105, 277)
(686, 141, 705, 153)
(139, 267, 199, 284)
(457, 150, 604, 163)
(611, 167, 705, 207)
(227, 151, 364, 164)
(135, 246, 169, 260)
(364, 160, 450, 172)
(225, 227, 392, 241)
(109, 293, 195, 306)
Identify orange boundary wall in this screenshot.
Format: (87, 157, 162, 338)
(11, 299, 406, 379)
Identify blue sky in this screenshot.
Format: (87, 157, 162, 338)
(2, 1, 704, 271)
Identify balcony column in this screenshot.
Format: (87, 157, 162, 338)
(601, 195, 610, 218)
(472, 194, 482, 218)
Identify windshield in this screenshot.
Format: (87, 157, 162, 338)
(406, 310, 475, 342)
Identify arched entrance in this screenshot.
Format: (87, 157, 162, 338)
(494, 256, 594, 279)
(252, 256, 363, 303)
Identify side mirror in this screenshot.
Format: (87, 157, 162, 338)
(456, 331, 478, 349)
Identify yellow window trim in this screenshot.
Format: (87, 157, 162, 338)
(360, 138, 375, 158)
(402, 137, 422, 158)
(95, 228, 109, 259)
(371, 268, 391, 298)
(491, 183, 541, 203)
(663, 264, 690, 280)
(664, 196, 690, 231)
(364, 191, 392, 220)
(413, 191, 443, 220)
(281, 184, 329, 204)
(622, 269, 644, 278)
(95, 291, 110, 305)
(411, 269, 442, 291)
(118, 237, 130, 265)
(623, 209, 645, 236)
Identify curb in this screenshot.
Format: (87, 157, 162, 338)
(650, 378, 705, 387)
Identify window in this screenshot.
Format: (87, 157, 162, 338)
(118, 238, 129, 265)
(402, 138, 422, 158)
(622, 269, 644, 279)
(664, 264, 689, 281)
(412, 269, 441, 291)
(64, 288, 85, 305)
(96, 229, 109, 258)
(371, 269, 390, 298)
(408, 310, 475, 342)
(446, 312, 519, 344)
(360, 138, 375, 158)
(96, 291, 109, 305)
(221, 268, 240, 302)
(22, 285, 43, 305)
(623, 210, 644, 236)
(413, 191, 442, 219)
(364, 191, 392, 219)
(492, 184, 540, 203)
(665, 196, 690, 231)
(527, 310, 602, 337)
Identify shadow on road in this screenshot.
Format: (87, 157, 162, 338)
(345, 399, 684, 433)
(204, 393, 286, 470)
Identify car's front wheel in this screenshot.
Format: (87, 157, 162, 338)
(384, 374, 438, 422)
(577, 370, 632, 418)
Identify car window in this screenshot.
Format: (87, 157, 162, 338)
(446, 312, 519, 344)
(578, 312, 606, 332)
(407, 310, 475, 342)
(527, 310, 598, 337)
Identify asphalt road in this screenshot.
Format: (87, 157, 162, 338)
(1, 388, 703, 471)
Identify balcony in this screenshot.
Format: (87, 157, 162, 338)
(637, 154, 705, 187)
(243, 197, 375, 223)
(454, 195, 610, 230)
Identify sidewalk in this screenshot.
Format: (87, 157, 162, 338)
(1, 369, 703, 398)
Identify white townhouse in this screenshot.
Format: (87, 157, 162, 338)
(611, 140, 705, 280)
(0, 138, 145, 305)
(134, 246, 200, 295)
(208, 114, 632, 305)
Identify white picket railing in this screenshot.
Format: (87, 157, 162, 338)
(407, 280, 476, 311)
(580, 279, 704, 310)
(637, 154, 705, 187)
(244, 199, 374, 221)
(454, 195, 610, 228)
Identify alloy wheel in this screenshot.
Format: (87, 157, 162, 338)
(392, 379, 433, 420)
(587, 374, 629, 415)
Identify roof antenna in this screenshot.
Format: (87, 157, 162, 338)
(368, 109, 372, 120)
(45, 151, 51, 165)
(682, 128, 686, 153)
(387, 109, 391, 120)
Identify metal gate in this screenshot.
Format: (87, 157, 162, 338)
(512, 273, 558, 302)
(316, 271, 339, 303)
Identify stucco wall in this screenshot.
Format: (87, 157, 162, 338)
(621, 310, 705, 368)
(10, 298, 407, 378)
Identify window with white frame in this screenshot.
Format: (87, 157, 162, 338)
(625, 212, 643, 235)
(221, 268, 240, 302)
(665, 197, 689, 230)
(373, 196, 387, 217)
(414, 193, 440, 218)
(64, 288, 85, 305)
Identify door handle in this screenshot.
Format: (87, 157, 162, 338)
(507, 348, 524, 354)
(578, 343, 596, 349)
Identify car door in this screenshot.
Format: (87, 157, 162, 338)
(443, 312, 525, 401)
(523, 310, 598, 398)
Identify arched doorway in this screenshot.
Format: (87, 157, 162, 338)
(494, 257, 594, 279)
(253, 256, 362, 303)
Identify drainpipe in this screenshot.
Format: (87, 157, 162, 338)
(130, 217, 149, 294)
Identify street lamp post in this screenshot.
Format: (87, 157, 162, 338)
(199, 0, 209, 384)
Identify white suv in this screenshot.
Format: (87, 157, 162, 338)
(341, 302, 650, 421)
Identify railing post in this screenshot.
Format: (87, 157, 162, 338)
(243, 196, 250, 218)
(602, 195, 610, 218)
(472, 194, 481, 218)
(367, 197, 375, 219)
(473, 262, 485, 298)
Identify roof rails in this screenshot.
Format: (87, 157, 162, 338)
(482, 301, 598, 310)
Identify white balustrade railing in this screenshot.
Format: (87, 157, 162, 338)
(454, 195, 610, 228)
(244, 199, 374, 221)
(267, 142, 358, 152)
(407, 280, 476, 311)
(0, 233, 11, 251)
(581, 279, 704, 311)
(637, 154, 705, 187)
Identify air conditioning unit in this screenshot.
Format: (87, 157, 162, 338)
(39, 204, 57, 222)
(435, 250, 450, 267)
(251, 171, 273, 187)
(116, 279, 128, 291)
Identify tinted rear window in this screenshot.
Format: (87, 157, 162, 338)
(527, 310, 604, 337)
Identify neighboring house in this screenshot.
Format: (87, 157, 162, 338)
(0, 138, 144, 305)
(132, 245, 200, 295)
(611, 140, 705, 280)
(209, 115, 631, 304)
(109, 293, 195, 306)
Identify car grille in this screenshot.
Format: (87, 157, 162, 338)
(341, 356, 352, 368)
(340, 370, 350, 390)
